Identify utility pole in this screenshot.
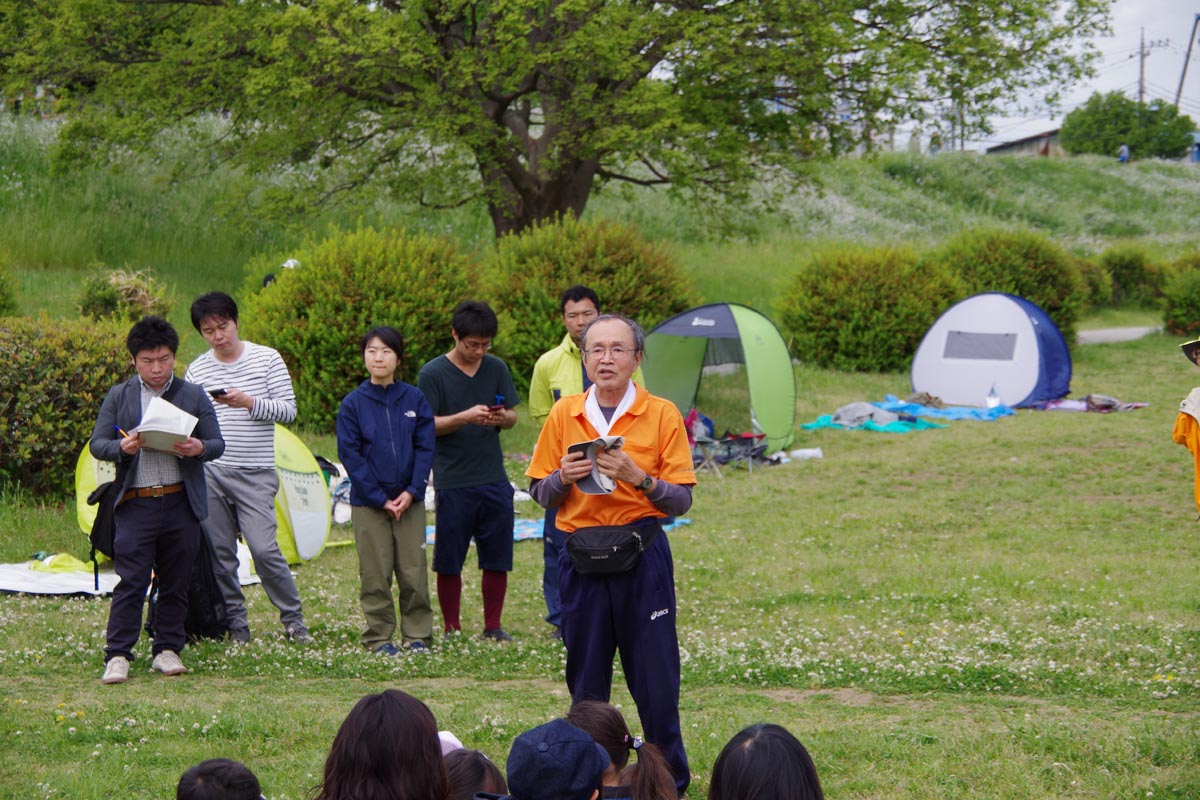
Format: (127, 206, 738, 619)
(1176, 15, 1200, 109)
(1135, 29, 1171, 104)
(1140, 27, 1146, 103)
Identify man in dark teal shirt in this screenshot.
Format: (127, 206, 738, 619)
(418, 300, 520, 640)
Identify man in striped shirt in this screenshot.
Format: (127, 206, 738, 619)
(185, 292, 311, 644)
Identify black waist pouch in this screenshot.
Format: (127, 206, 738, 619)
(566, 523, 661, 575)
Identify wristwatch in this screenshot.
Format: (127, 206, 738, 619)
(637, 473, 654, 492)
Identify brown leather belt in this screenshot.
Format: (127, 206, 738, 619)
(121, 483, 184, 503)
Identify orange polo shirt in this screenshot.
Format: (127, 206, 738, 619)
(527, 384, 696, 532)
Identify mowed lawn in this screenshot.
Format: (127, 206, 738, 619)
(0, 330, 1197, 799)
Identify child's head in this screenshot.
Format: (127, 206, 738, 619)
(445, 749, 506, 800)
(506, 719, 610, 800)
(708, 724, 823, 800)
(565, 701, 677, 800)
(176, 758, 261, 800)
(315, 689, 448, 800)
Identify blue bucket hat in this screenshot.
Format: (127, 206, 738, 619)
(505, 720, 610, 800)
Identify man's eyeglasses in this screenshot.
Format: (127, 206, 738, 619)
(460, 339, 492, 352)
(585, 345, 635, 359)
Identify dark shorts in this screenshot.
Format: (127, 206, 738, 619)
(433, 481, 514, 573)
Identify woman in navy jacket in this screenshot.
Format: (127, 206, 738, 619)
(337, 326, 436, 653)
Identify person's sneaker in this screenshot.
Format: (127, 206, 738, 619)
(151, 650, 188, 676)
(227, 626, 251, 644)
(551, 626, 564, 642)
(286, 623, 313, 644)
(481, 627, 513, 642)
(406, 641, 430, 653)
(375, 642, 401, 656)
(101, 656, 129, 685)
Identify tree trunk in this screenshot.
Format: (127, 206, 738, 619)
(481, 157, 599, 238)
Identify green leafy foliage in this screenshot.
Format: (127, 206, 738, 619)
(78, 266, 172, 322)
(778, 247, 964, 372)
(1060, 92, 1196, 160)
(0, 261, 17, 315)
(481, 216, 698, 393)
(1161, 268, 1200, 337)
(1100, 245, 1163, 308)
(0, 315, 128, 496)
(925, 229, 1087, 347)
(239, 227, 476, 431)
(0, 0, 1112, 237)
(1074, 254, 1113, 309)
(1162, 251, 1200, 337)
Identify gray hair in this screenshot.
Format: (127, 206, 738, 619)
(581, 314, 645, 354)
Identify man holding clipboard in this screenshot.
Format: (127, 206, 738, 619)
(90, 316, 224, 685)
(526, 314, 696, 794)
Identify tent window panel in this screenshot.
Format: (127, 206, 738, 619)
(943, 331, 1018, 360)
(702, 338, 745, 368)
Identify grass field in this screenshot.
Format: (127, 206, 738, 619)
(1, 119, 1199, 799)
(2, 331, 1198, 799)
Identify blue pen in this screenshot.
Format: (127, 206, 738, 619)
(114, 425, 131, 438)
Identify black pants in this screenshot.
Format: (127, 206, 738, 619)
(104, 492, 200, 661)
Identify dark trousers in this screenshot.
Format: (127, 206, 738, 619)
(559, 528, 690, 794)
(541, 506, 566, 628)
(104, 492, 201, 661)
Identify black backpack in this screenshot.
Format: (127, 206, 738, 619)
(145, 531, 230, 643)
(85, 465, 127, 592)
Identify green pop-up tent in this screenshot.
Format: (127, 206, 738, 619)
(642, 303, 796, 451)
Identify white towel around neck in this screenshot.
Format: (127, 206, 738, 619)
(583, 382, 638, 437)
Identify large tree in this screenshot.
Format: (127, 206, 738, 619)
(1060, 91, 1196, 160)
(1, 0, 1112, 237)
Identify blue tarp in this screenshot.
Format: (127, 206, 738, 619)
(800, 395, 1015, 433)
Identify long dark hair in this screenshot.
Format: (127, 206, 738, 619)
(708, 724, 823, 800)
(312, 689, 450, 800)
(565, 701, 675, 800)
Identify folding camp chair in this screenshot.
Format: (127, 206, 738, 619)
(686, 408, 722, 477)
(692, 432, 723, 478)
(717, 433, 767, 473)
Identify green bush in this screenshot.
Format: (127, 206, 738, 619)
(1162, 255, 1200, 337)
(778, 246, 965, 372)
(481, 216, 698, 393)
(79, 266, 173, 322)
(925, 229, 1087, 347)
(0, 261, 16, 315)
(239, 227, 476, 430)
(1101, 245, 1162, 307)
(1074, 255, 1113, 310)
(0, 315, 129, 496)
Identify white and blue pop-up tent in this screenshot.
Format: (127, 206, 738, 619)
(911, 292, 1071, 408)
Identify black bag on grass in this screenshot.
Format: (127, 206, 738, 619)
(145, 531, 229, 642)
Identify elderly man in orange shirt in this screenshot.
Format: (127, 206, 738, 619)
(526, 314, 696, 795)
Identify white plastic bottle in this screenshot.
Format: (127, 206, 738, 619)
(986, 383, 1000, 409)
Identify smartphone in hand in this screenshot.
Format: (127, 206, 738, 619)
(208, 388, 228, 398)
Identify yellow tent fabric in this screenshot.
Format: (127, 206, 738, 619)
(74, 426, 330, 565)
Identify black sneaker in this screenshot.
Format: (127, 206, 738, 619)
(481, 627, 513, 642)
(228, 626, 251, 644)
(286, 624, 313, 644)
